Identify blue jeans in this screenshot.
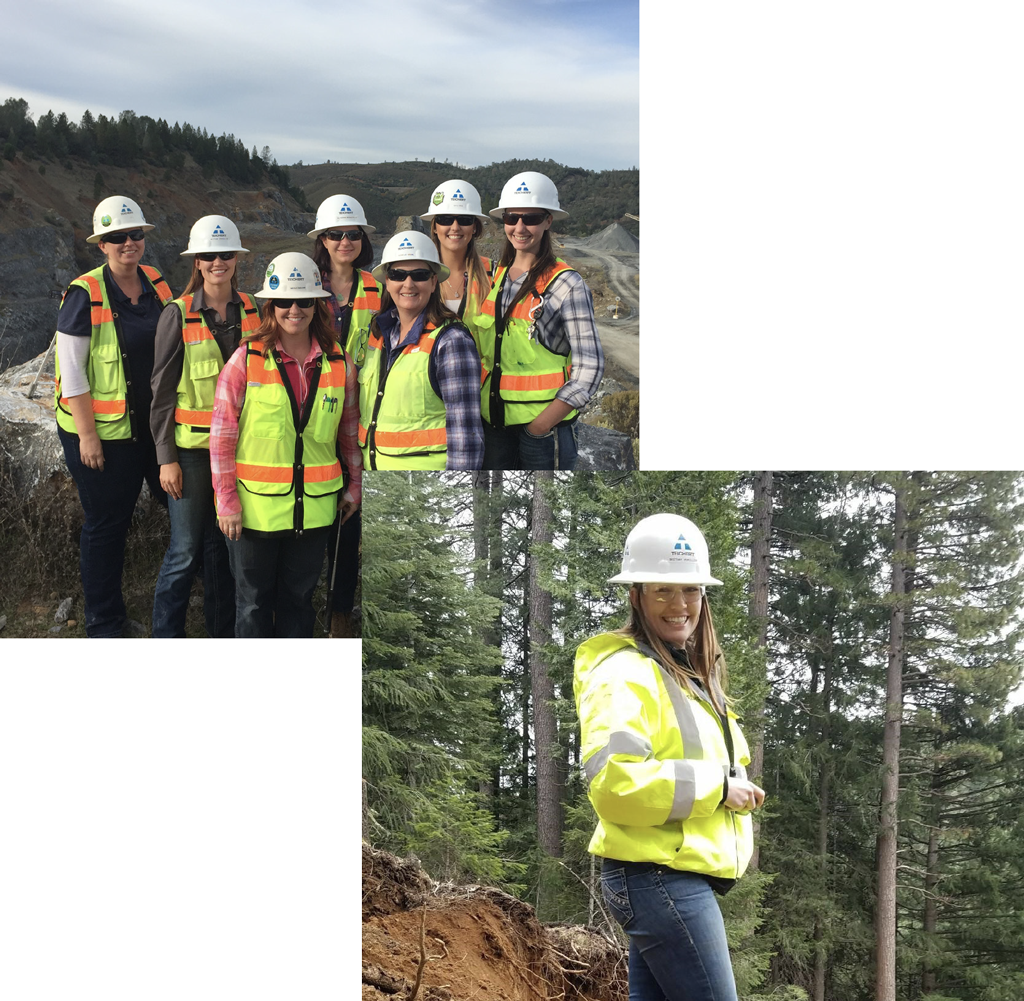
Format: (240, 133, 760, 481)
(482, 417, 579, 470)
(601, 860, 738, 1001)
(151, 449, 235, 638)
(225, 527, 329, 637)
(59, 427, 165, 638)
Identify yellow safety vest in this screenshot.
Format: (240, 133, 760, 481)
(235, 343, 346, 534)
(54, 264, 174, 440)
(574, 633, 754, 880)
(342, 270, 381, 368)
(173, 292, 261, 450)
(357, 321, 453, 470)
(472, 260, 576, 427)
(458, 255, 494, 325)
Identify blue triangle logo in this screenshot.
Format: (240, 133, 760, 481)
(339, 203, 352, 213)
(673, 535, 693, 551)
(212, 225, 225, 235)
(516, 181, 530, 194)
(399, 237, 414, 249)
(121, 204, 132, 213)
(290, 269, 302, 279)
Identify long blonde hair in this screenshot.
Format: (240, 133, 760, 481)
(429, 218, 492, 316)
(617, 587, 729, 714)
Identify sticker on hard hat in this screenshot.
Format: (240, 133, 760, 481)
(515, 181, 530, 194)
(338, 203, 352, 214)
(269, 275, 280, 290)
(101, 215, 112, 226)
(398, 238, 414, 249)
(121, 204, 132, 214)
(212, 225, 226, 237)
(289, 269, 302, 279)
(452, 189, 465, 201)
(674, 535, 693, 551)
(266, 264, 275, 276)
(432, 192, 444, 206)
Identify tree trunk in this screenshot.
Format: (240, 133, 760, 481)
(530, 471, 562, 859)
(813, 615, 834, 1001)
(748, 470, 773, 870)
(921, 769, 941, 994)
(875, 477, 908, 1001)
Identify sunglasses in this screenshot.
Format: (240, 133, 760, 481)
(102, 229, 146, 244)
(502, 211, 549, 226)
(435, 214, 476, 226)
(641, 583, 703, 604)
(273, 298, 314, 309)
(323, 230, 363, 242)
(196, 252, 236, 262)
(386, 267, 434, 283)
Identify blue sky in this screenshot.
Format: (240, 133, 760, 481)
(1, 0, 639, 170)
(638, 0, 1024, 165)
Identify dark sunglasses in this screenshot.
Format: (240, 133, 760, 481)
(323, 229, 363, 242)
(502, 211, 549, 226)
(386, 267, 434, 283)
(273, 298, 314, 309)
(435, 214, 476, 226)
(196, 252, 236, 262)
(102, 229, 146, 244)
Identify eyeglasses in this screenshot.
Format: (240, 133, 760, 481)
(502, 211, 549, 227)
(323, 230, 363, 242)
(273, 298, 314, 309)
(102, 229, 146, 244)
(386, 267, 434, 283)
(641, 583, 703, 604)
(435, 214, 475, 226)
(196, 252, 236, 262)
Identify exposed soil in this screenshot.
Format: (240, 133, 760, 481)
(362, 845, 627, 1001)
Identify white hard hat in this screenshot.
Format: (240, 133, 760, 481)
(371, 231, 450, 283)
(608, 514, 723, 587)
(88, 195, 155, 243)
(179, 215, 249, 256)
(489, 171, 568, 221)
(307, 194, 376, 238)
(255, 252, 331, 299)
(420, 179, 489, 224)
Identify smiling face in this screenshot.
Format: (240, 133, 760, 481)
(634, 583, 703, 648)
(196, 254, 236, 292)
(98, 230, 144, 269)
(385, 259, 437, 319)
(321, 227, 364, 271)
(433, 217, 480, 260)
(503, 208, 552, 258)
(273, 300, 315, 339)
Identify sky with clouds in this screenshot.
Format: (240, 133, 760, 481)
(2, 0, 639, 171)
(643, 0, 1019, 167)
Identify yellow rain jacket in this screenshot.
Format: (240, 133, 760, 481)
(573, 633, 754, 880)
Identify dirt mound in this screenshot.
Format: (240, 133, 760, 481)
(362, 845, 626, 1001)
(585, 223, 639, 253)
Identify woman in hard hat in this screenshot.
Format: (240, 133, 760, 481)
(308, 194, 378, 636)
(420, 179, 493, 324)
(573, 514, 765, 1001)
(471, 170, 604, 471)
(209, 252, 361, 637)
(358, 231, 484, 470)
(149, 215, 260, 638)
(54, 194, 175, 638)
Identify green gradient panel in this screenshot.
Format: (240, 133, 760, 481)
(0, 708, 360, 994)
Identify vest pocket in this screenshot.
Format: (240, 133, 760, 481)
(247, 398, 285, 440)
(189, 357, 222, 410)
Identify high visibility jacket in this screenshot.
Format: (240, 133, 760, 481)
(173, 292, 260, 450)
(342, 270, 380, 368)
(458, 255, 493, 324)
(235, 343, 346, 534)
(54, 264, 174, 440)
(472, 260, 576, 427)
(357, 320, 454, 470)
(573, 633, 754, 880)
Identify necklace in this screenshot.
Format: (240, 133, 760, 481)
(443, 271, 466, 300)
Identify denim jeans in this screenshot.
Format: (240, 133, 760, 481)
(482, 416, 579, 470)
(225, 527, 329, 638)
(59, 427, 165, 638)
(601, 860, 738, 1001)
(151, 448, 235, 638)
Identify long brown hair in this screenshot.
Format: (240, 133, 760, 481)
(497, 223, 558, 312)
(617, 587, 730, 714)
(429, 218, 492, 314)
(245, 299, 339, 355)
(181, 257, 240, 297)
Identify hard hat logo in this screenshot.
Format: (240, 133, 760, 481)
(101, 215, 112, 227)
(515, 181, 531, 194)
(432, 192, 444, 206)
(269, 275, 280, 290)
(398, 238, 414, 250)
(212, 225, 226, 236)
(289, 269, 303, 280)
(452, 189, 465, 201)
(674, 536, 693, 551)
(121, 204, 133, 214)
(339, 203, 353, 214)
(266, 264, 275, 276)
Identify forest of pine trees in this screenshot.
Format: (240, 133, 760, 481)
(361, 471, 1024, 1001)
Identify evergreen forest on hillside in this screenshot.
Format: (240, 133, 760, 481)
(362, 471, 1024, 1001)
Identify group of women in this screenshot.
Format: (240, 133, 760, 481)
(53, 170, 604, 638)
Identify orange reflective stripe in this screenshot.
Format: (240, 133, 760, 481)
(90, 398, 126, 415)
(367, 427, 447, 448)
(368, 332, 384, 350)
(175, 408, 211, 426)
(358, 424, 368, 446)
(305, 461, 342, 483)
(246, 348, 283, 385)
(236, 460, 340, 483)
(499, 371, 566, 391)
(141, 265, 173, 304)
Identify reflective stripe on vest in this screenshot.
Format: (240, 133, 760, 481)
(234, 344, 346, 534)
(357, 321, 450, 470)
(344, 270, 380, 368)
(173, 292, 260, 449)
(473, 260, 576, 427)
(54, 264, 174, 440)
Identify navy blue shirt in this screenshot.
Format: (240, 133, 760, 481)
(58, 265, 167, 420)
